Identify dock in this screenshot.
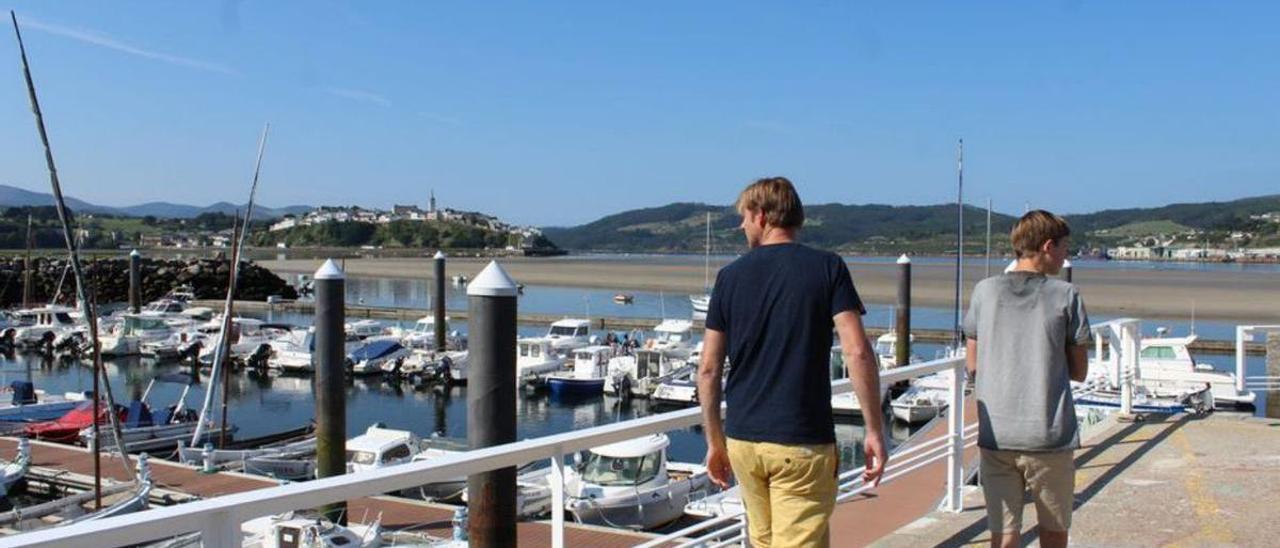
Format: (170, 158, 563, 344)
(0, 438, 657, 547)
(196, 300, 1266, 355)
(871, 412, 1280, 546)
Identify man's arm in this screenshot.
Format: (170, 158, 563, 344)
(698, 328, 732, 488)
(833, 310, 887, 486)
(1067, 344, 1088, 382)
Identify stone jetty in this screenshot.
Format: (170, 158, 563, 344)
(0, 256, 297, 307)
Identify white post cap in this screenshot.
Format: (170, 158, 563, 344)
(896, 253, 911, 265)
(130, 249, 140, 258)
(468, 261, 518, 297)
(314, 258, 345, 280)
(1063, 259, 1073, 268)
(434, 250, 446, 260)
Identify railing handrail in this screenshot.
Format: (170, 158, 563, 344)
(1, 355, 967, 548)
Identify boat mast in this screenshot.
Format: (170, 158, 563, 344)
(219, 215, 241, 448)
(953, 139, 964, 347)
(22, 214, 33, 308)
(704, 211, 711, 293)
(192, 125, 269, 446)
(9, 11, 133, 482)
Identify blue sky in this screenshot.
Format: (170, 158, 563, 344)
(0, 1, 1277, 226)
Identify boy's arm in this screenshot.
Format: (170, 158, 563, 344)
(965, 338, 977, 376)
(1067, 344, 1088, 382)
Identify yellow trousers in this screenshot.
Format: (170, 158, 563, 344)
(726, 438, 838, 548)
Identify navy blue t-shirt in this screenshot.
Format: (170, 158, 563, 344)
(706, 243, 865, 445)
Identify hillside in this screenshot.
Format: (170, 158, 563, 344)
(1066, 195, 1280, 233)
(0, 184, 310, 220)
(543, 202, 1018, 253)
(253, 220, 558, 251)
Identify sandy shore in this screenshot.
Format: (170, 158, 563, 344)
(260, 256, 1280, 322)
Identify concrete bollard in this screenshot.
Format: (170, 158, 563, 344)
(129, 249, 142, 314)
(896, 254, 912, 367)
(1063, 259, 1073, 283)
(434, 251, 447, 350)
(314, 259, 348, 524)
(466, 261, 518, 546)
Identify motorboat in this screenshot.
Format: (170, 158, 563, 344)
(140, 329, 206, 361)
(559, 434, 714, 531)
(347, 339, 411, 376)
(614, 293, 634, 305)
(603, 350, 692, 398)
(689, 294, 709, 319)
(517, 338, 567, 385)
(8, 305, 79, 347)
(197, 318, 294, 365)
(99, 313, 189, 357)
(25, 400, 127, 443)
(399, 349, 469, 386)
(830, 345, 890, 417)
(346, 319, 386, 341)
(391, 316, 465, 351)
(346, 424, 423, 474)
(546, 346, 615, 398)
(644, 319, 695, 359)
(240, 513, 382, 548)
(651, 369, 700, 407)
(178, 429, 317, 481)
(890, 370, 954, 424)
(1130, 335, 1256, 408)
(544, 318, 593, 352)
(874, 332, 918, 369)
(80, 373, 235, 453)
(268, 326, 373, 373)
(0, 380, 89, 423)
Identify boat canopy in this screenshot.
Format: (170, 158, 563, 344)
(592, 433, 670, 459)
(348, 340, 404, 361)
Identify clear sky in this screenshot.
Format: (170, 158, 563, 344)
(0, 1, 1277, 226)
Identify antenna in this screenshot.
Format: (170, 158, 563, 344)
(953, 139, 964, 347)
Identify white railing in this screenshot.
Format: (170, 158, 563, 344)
(0, 355, 968, 548)
(1237, 325, 1280, 392)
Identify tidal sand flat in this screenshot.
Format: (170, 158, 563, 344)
(261, 257, 1280, 322)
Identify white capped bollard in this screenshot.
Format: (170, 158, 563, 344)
(466, 261, 518, 547)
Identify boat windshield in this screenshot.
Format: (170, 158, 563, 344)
(346, 450, 377, 465)
(580, 450, 661, 486)
(549, 326, 578, 336)
(657, 331, 684, 343)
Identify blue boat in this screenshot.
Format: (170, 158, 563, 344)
(546, 346, 614, 399)
(0, 381, 87, 424)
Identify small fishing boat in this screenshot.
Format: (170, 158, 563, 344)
(689, 294, 709, 318)
(890, 370, 954, 424)
(80, 373, 236, 453)
(98, 313, 190, 357)
(25, 400, 127, 443)
(0, 381, 89, 424)
(451, 274, 468, 286)
(604, 350, 692, 398)
(240, 512, 382, 548)
(1128, 334, 1255, 408)
(613, 293, 634, 305)
(643, 319, 696, 359)
(559, 433, 714, 530)
(543, 318, 593, 352)
(346, 319, 386, 340)
(196, 318, 294, 364)
(346, 339, 411, 376)
(8, 305, 79, 348)
(517, 338, 567, 385)
(399, 349, 469, 386)
(546, 346, 615, 399)
(651, 369, 700, 407)
(391, 316, 465, 350)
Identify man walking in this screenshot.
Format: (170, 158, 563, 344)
(698, 177, 887, 547)
(964, 210, 1090, 548)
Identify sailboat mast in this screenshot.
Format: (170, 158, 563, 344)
(704, 211, 711, 292)
(22, 214, 33, 308)
(191, 124, 269, 446)
(954, 139, 964, 346)
(10, 11, 133, 480)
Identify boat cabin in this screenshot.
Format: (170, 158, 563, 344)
(345, 425, 421, 473)
(545, 318, 592, 349)
(578, 434, 670, 488)
(571, 346, 613, 380)
(346, 319, 384, 340)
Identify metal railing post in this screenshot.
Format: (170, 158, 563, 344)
(1236, 326, 1248, 393)
(199, 510, 238, 548)
(1120, 322, 1137, 416)
(944, 360, 965, 512)
(550, 453, 566, 548)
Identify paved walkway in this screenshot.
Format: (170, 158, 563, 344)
(872, 412, 1280, 547)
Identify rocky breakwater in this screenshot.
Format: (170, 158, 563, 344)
(0, 256, 298, 307)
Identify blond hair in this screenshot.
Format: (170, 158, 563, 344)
(1011, 210, 1071, 258)
(735, 177, 804, 230)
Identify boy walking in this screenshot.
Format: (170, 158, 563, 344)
(964, 210, 1090, 548)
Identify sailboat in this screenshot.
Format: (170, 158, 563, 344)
(689, 211, 712, 319)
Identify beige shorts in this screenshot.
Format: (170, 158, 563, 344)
(980, 448, 1075, 534)
(726, 438, 837, 548)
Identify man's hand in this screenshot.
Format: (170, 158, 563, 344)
(863, 430, 887, 487)
(706, 442, 734, 489)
